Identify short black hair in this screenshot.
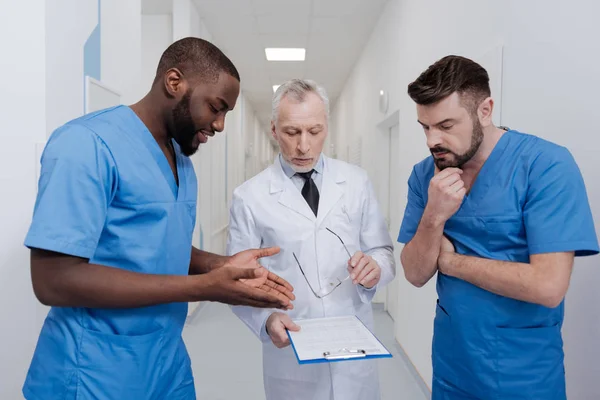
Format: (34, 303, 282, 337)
(408, 55, 490, 112)
(155, 37, 240, 84)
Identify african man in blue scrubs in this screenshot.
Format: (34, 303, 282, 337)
(23, 38, 294, 400)
(398, 55, 598, 399)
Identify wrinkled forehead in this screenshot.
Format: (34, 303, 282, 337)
(277, 94, 328, 128)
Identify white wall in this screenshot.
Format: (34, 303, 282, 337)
(332, 0, 600, 397)
(45, 0, 98, 136)
(141, 15, 172, 91)
(0, 1, 145, 397)
(0, 1, 47, 397)
(101, 0, 143, 104)
(47, 0, 143, 135)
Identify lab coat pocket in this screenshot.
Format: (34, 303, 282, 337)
(77, 327, 166, 399)
(495, 324, 564, 399)
(325, 204, 361, 246)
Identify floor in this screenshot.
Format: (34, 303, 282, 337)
(182, 302, 430, 400)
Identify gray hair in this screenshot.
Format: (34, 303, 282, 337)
(272, 79, 330, 123)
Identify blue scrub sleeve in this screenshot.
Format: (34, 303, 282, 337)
(24, 124, 117, 259)
(398, 166, 426, 244)
(524, 146, 599, 256)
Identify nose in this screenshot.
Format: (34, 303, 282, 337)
(211, 114, 225, 133)
(297, 132, 310, 154)
(426, 129, 443, 149)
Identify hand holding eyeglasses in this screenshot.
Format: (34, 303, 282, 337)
(348, 252, 382, 289)
(294, 228, 382, 298)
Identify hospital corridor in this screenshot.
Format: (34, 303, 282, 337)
(1, 0, 600, 399)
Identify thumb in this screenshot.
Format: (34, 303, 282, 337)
(281, 315, 300, 332)
(229, 267, 261, 280)
(252, 246, 280, 259)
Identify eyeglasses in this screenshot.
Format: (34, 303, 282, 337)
(292, 228, 352, 298)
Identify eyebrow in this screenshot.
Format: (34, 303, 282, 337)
(281, 124, 324, 131)
(417, 118, 456, 128)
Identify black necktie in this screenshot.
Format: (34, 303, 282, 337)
(297, 170, 319, 216)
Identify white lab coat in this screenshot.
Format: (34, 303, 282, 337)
(227, 155, 395, 400)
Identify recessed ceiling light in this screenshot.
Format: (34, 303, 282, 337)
(273, 85, 281, 93)
(265, 48, 306, 61)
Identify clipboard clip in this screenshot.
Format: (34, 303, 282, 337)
(323, 348, 366, 360)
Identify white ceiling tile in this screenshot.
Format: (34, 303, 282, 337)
(267, 62, 306, 78)
(313, 0, 386, 17)
(256, 14, 310, 35)
(193, 0, 255, 16)
(202, 14, 259, 37)
(252, 0, 311, 16)
(259, 34, 308, 49)
(312, 0, 353, 17)
(190, 0, 386, 129)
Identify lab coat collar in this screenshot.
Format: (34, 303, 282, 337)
(270, 155, 345, 224)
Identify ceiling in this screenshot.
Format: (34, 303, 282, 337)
(190, 0, 388, 128)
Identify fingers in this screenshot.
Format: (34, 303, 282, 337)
(229, 267, 262, 280)
(360, 269, 380, 288)
(280, 314, 300, 332)
(354, 258, 375, 285)
(258, 284, 294, 310)
(448, 179, 465, 193)
(349, 252, 368, 284)
(268, 314, 294, 348)
(263, 274, 295, 301)
(252, 246, 281, 259)
(267, 270, 294, 292)
(432, 167, 462, 182)
(348, 251, 364, 269)
(436, 173, 462, 190)
(431, 168, 464, 197)
(236, 283, 291, 310)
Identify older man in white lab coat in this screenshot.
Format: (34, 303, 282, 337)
(227, 79, 395, 400)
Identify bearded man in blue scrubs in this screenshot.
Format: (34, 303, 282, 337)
(398, 55, 598, 399)
(23, 37, 294, 400)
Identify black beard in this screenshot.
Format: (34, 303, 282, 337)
(171, 90, 198, 157)
(431, 120, 483, 170)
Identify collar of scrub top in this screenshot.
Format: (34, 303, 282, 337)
(279, 153, 324, 179)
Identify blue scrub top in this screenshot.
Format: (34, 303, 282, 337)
(23, 106, 198, 400)
(398, 130, 598, 399)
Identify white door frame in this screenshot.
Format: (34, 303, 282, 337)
(371, 110, 400, 307)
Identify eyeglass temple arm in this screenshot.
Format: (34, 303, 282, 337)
(293, 252, 322, 298)
(325, 227, 352, 258)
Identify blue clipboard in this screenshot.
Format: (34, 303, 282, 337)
(286, 315, 393, 365)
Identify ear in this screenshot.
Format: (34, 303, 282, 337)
(271, 120, 277, 140)
(163, 68, 188, 99)
(478, 97, 494, 127)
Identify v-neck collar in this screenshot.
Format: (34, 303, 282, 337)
(124, 106, 183, 200)
(458, 130, 513, 214)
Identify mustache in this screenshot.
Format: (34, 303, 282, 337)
(430, 146, 452, 154)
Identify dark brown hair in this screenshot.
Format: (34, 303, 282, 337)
(408, 55, 490, 112)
